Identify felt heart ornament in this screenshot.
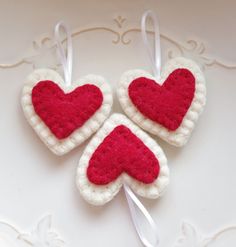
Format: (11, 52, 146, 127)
(22, 69, 112, 155)
(76, 113, 169, 206)
(117, 57, 206, 147)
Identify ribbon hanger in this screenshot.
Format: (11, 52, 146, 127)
(141, 10, 161, 80)
(124, 184, 160, 247)
(54, 21, 73, 87)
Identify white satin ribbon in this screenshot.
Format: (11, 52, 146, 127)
(124, 184, 160, 247)
(54, 21, 73, 87)
(141, 10, 161, 80)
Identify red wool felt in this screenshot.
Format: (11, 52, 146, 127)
(128, 69, 195, 131)
(32, 80, 103, 139)
(87, 125, 160, 185)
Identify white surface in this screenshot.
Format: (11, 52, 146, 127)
(0, 0, 236, 246)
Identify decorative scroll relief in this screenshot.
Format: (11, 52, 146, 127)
(0, 215, 64, 247)
(0, 215, 236, 246)
(174, 222, 236, 247)
(0, 16, 236, 70)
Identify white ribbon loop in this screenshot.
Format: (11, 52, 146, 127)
(141, 10, 161, 80)
(124, 184, 160, 247)
(54, 21, 73, 86)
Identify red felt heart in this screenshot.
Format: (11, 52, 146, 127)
(87, 125, 160, 185)
(128, 69, 195, 131)
(32, 80, 103, 139)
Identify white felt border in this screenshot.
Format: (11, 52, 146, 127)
(76, 113, 169, 206)
(21, 69, 113, 155)
(117, 57, 206, 147)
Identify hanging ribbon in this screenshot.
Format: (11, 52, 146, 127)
(54, 21, 73, 87)
(124, 184, 160, 247)
(141, 10, 161, 80)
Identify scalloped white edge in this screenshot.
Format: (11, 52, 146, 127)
(117, 57, 206, 147)
(21, 69, 113, 155)
(76, 113, 169, 206)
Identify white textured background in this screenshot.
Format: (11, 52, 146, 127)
(0, 0, 236, 246)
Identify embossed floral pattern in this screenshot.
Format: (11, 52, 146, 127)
(0, 215, 64, 247)
(0, 216, 236, 246)
(0, 16, 235, 70)
(174, 222, 236, 247)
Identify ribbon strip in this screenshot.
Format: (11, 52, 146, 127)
(54, 21, 73, 87)
(141, 10, 161, 80)
(124, 184, 160, 247)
